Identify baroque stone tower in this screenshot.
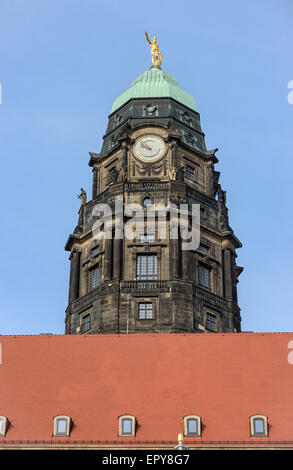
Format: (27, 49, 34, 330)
(65, 65, 243, 335)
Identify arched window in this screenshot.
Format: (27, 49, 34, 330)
(118, 414, 136, 437)
(250, 414, 268, 437)
(0, 416, 8, 437)
(53, 415, 71, 437)
(143, 197, 153, 207)
(184, 415, 201, 436)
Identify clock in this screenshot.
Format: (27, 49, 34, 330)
(133, 134, 166, 162)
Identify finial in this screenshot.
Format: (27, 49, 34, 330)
(145, 31, 162, 67)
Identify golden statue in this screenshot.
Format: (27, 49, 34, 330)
(78, 187, 87, 206)
(145, 31, 162, 67)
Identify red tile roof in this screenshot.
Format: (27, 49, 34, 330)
(1, 333, 293, 448)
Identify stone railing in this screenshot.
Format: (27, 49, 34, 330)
(126, 181, 169, 192)
(121, 280, 171, 292)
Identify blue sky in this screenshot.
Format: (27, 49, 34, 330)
(0, 0, 292, 334)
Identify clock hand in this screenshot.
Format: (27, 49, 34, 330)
(140, 142, 152, 150)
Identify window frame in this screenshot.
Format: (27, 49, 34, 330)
(118, 414, 136, 437)
(185, 164, 195, 181)
(205, 312, 217, 332)
(184, 415, 201, 437)
(139, 233, 155, 243)
(198, 262, 211, 290)
(81, 313, 91, 333)
(0, 416, 8, 437)
(138, 302, 153, 319)
(53, 415, 72, 437)
(250, 414, 268, 437)
(142, 197, 153, 208)
(89, 265, 100, 291)
(136, 254, 158, 281)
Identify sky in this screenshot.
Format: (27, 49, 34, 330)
(0, 0, 292, 334)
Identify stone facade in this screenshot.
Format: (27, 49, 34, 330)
(65, 96, 243, 334)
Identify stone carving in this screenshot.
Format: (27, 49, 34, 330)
(184, 131, 196, 146)
(77, 188, 87, 206)
(108, 166, 119, 185)
(144, 104, 158, 115)
(180, 111, 194, 127)
(113, 113, 123, 127)
(217, 184, 226, 206)
(176, 166, 185, 181)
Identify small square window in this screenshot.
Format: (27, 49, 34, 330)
(186, 165, 195, 180)
(139, 303, 153, 319)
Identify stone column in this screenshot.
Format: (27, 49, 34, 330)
(68, 250, 80, 302)
(181, 246, 190, 280)
(223, 248, 233, 299)
(169, 239, 179, 278)
(104, 238, 113, 281)
(92, 167, 99, 199)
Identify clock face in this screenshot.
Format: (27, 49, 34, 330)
(133, 135, 166, 162)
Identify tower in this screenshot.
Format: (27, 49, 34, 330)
(65, 42, 243, 335)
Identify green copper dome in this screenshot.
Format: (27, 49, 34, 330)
(111, 66, 196, 113)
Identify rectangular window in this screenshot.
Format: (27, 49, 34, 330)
(82, 314, 91, 333)
(122, 418, 132, 434)
(136, 255, 157, 280)
(186, 165, 195, 180)
(139, 234, 155, 243)
(199, 244, 209, 254)
(206, 313, 216, 331)
(56, 419, 67, 435)
(253, 418, 265, 435)
(90, 266, 100, 290)
(139, 303, 153, 319)
(198, 263, 211, 289)
(91, 246, 100, 257)
(187, 418, 198, 435)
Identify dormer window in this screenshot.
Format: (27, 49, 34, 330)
(250, 415, 268, 437)
(184, 415, 201, 436)
(53, 415, 71, 437)
(118, 415, 136, 437)
(0, 416, 8, 437)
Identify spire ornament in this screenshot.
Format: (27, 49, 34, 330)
(145, 31, 162, 67)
